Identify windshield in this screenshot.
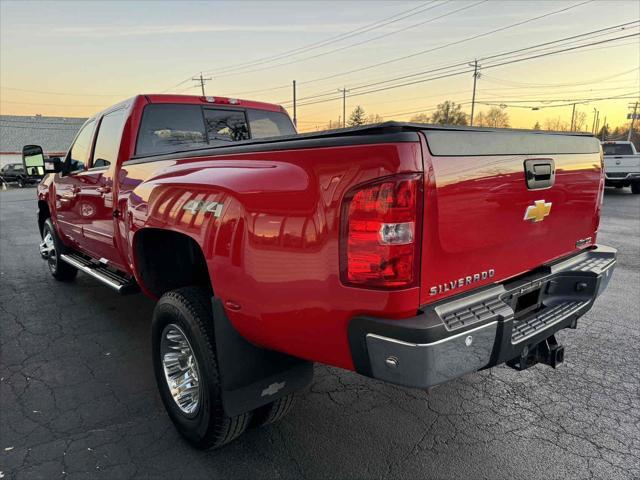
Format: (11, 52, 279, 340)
(136, 104, 296, 156)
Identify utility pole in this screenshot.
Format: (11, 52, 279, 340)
(570, 103, 576, 131)
(595, 110, 600, 136)
(469, 60, 480, 126)
(192, 72, 212, 96)
(601, 116, 607, 140)
(628, 101, 639, 141)
(592, 108, 598, 134)
(292, 80, 297, 128)
(338, 87, 350, 128)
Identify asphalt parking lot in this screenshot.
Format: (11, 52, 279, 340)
(1, 186, 639, 480)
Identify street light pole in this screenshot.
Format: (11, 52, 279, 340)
(628, 101, 639, 141)
(292, 80, 297, 128)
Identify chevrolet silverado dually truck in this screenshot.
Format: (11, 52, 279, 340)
(25, 94, 616, 449)
(602, 140, 640, 193)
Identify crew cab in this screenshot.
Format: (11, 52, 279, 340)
(26, 94, 616, 449)
(602, 140, 640, 193)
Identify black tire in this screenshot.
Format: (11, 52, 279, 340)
(632, 183, 640, 194)
(17, 178, 25, 188)
(250, 393, 296, 428)
(152, 287, 252, 449)
(42, 219, 77, 281)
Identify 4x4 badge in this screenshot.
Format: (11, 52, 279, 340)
(524, 200, 552, 223)
(182, 199, 224, 218)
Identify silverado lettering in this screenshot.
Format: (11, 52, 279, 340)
(25, 94, 616, 450)
(429, 269, 496, 296)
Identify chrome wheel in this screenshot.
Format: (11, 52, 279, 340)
(160, 324, 201, 416)
(41, 231, 57, 272)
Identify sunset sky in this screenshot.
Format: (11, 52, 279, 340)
(1, 0, 638, 132)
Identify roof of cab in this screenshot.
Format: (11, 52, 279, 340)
(142, 94, 286, 113)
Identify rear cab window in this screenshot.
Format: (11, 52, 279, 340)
(602, 143, 634, 156)
(135, 104, 295, 156)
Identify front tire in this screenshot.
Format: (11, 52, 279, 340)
(632, 183, 640, 194)
(152, 287, 252, 449)
(42, 219, 77, 281)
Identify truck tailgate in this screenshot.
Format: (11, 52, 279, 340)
(420, 129, 602, 305)
(604, 155, 640, 175)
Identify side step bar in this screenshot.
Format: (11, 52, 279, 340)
(59, 253, 139, 295)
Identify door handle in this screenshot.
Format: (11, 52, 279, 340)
(524, 159, 555, 189)
(97, 186, 111, 194)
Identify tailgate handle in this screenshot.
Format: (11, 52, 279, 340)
(524, 159, 555, 189)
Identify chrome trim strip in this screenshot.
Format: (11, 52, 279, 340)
(59, 254, 124, 292)
(366, 321, 498, 348)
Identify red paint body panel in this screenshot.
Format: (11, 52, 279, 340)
(37, 94, 604, 373)
(119, 142, 423, 369)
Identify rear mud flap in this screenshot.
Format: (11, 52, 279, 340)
(212, 298, 313, 416)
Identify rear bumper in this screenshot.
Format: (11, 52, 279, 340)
(605, 172, 640, 181)
(348, 245, 616, 389)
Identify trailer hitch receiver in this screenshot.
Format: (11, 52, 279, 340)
(507, 335, 565, 371)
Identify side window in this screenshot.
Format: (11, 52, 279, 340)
(136, 105, 207, 156)
(68, 120, 95, 172)
(246, 109, 296, 138)
(203, 109, 249, 143)
(92, 109, 127, 169)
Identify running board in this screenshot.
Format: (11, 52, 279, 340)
(59, 253, 139, 295)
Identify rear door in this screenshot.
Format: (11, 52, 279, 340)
(419, 129, 602, 304)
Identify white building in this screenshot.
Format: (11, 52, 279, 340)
(0, 115, 87, 167)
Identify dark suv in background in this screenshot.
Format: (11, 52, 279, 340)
(0, 163, 35, 188)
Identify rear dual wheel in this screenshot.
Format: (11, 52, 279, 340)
(152, 287, 295, 449)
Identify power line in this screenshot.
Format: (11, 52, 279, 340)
(208, 1, 449, 76)
(291, 32, 639, 108)
(192, 73, 212, 96)
(163, 1, 442, 92)
(208, 1, 485, 79)
(285, 0, 596, 90)
(281, 20, 638, 105)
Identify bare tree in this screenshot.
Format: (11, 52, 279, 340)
(532, 121, 542, 130)
(409, 113, 431, 123)
(474, 112, 487, 127)
(573, 111, 588, 132)
(364, 113, 384, 124)
(431, 101, 468, 125)
(544, 117, 569, 132)
(484, 107, 510, 128)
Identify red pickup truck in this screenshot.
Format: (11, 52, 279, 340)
(26, 94, 616, 449)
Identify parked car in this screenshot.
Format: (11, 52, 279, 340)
(27, 94, 616, 450)
(0, 162, 38, 187)
(602, 140, 640, 193)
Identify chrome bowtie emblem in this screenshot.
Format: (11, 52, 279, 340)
(261, 381, 286, 397)
(524, 200, 552, 223)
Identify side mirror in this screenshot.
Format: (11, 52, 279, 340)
(22, 145, 55, 176)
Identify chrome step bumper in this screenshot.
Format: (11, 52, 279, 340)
(349, 245, 616, 389)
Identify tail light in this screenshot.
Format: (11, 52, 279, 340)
(340, 174, 423, 288)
